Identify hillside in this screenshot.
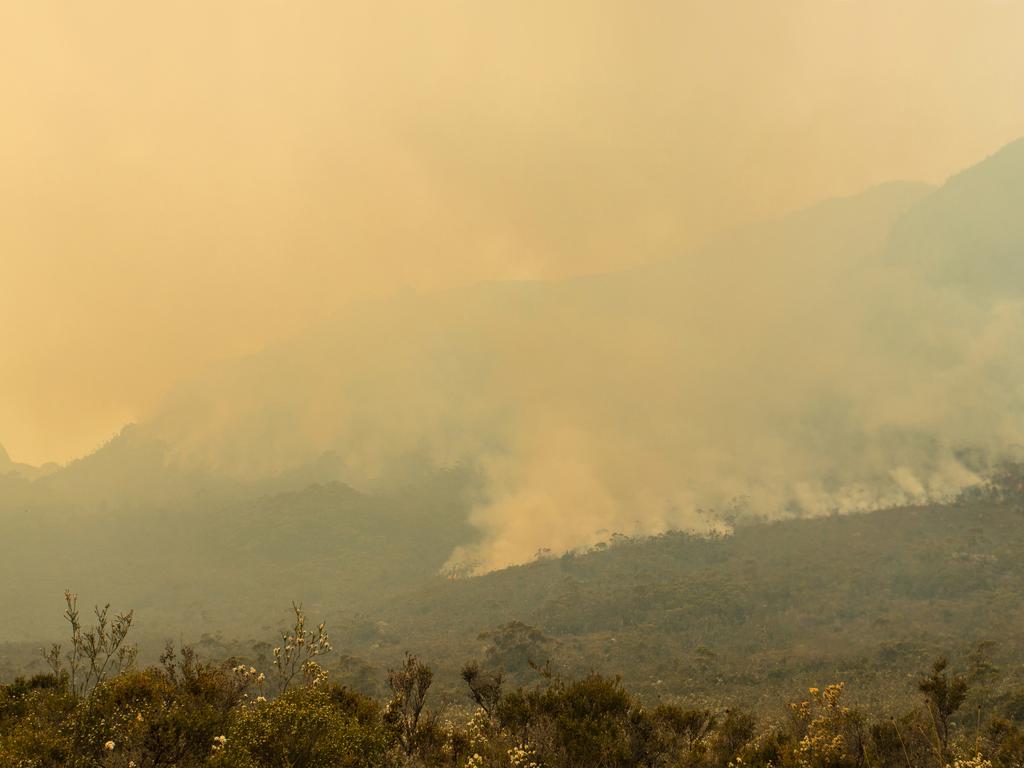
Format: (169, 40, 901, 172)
(888, 137, 1024, 299)
(4, 139, 1024, 715)
(303, 475, 1024, 713)
(0, 464, 480, 643)
(6, 478, 1023, 719)
(129, 174, 948, 575)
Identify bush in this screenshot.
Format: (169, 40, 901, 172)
(210, 686, 391, 768)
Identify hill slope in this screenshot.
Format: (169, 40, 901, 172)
(330, 480, 1024, 711)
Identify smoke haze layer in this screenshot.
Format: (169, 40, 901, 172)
(4, 1, 1024, 464)
(132, 141, 1024, 571)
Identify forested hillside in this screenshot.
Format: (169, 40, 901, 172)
(4, 481, 1024, 767)
(5, 469, 1024, 720)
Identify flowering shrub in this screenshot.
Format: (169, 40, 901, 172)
(270, 603, 332, 693)
(947, 753, 994, 768)
(4, 598, 1024, 768)
(42, 591, 137, 699)
(788, 683, 864, 768)
(507, 742, 543, 768)
(208, 686, 389, 768)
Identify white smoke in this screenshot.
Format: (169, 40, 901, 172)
(144, 144, 1024, 573)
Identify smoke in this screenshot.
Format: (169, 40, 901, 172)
(141, 143, 1024, 572)
(4, 2, 1024, 573)
(5, 0, 1024, 465)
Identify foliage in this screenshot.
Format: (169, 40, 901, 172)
(42, 591, 137, 698)
(919, 657, 969, 756)
(270, 603, 332, 693)
(6, 635, 1024, 768)
(209, 686, 390, 768)
(387, 652, 435, 758)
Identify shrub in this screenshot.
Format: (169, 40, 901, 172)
(209, 686, 391, 768)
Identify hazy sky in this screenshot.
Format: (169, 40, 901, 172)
(2, 0, 1024, 465)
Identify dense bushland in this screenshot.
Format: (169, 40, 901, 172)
(4, 598, 1024, 768)
(6, 470, 1024, 713)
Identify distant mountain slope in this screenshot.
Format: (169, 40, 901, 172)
(13, 137, 1020, 572)
(0, 465, 480, 642)
(0, 443, 58, 482)
(329, 480, 1024, 711)
(0, 425, 356, 518)
(130, 172, 951, 571)
(888, 138, 1024, 300)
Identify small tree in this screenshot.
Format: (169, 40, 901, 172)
(462, 660, 504, 719)
(271, 602, 332, 693)
(919, 656, 969, 755)
(387, 652, 434, 757)
(42, 590, 136, 698)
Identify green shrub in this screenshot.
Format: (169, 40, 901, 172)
(210, 686, 391, 768)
